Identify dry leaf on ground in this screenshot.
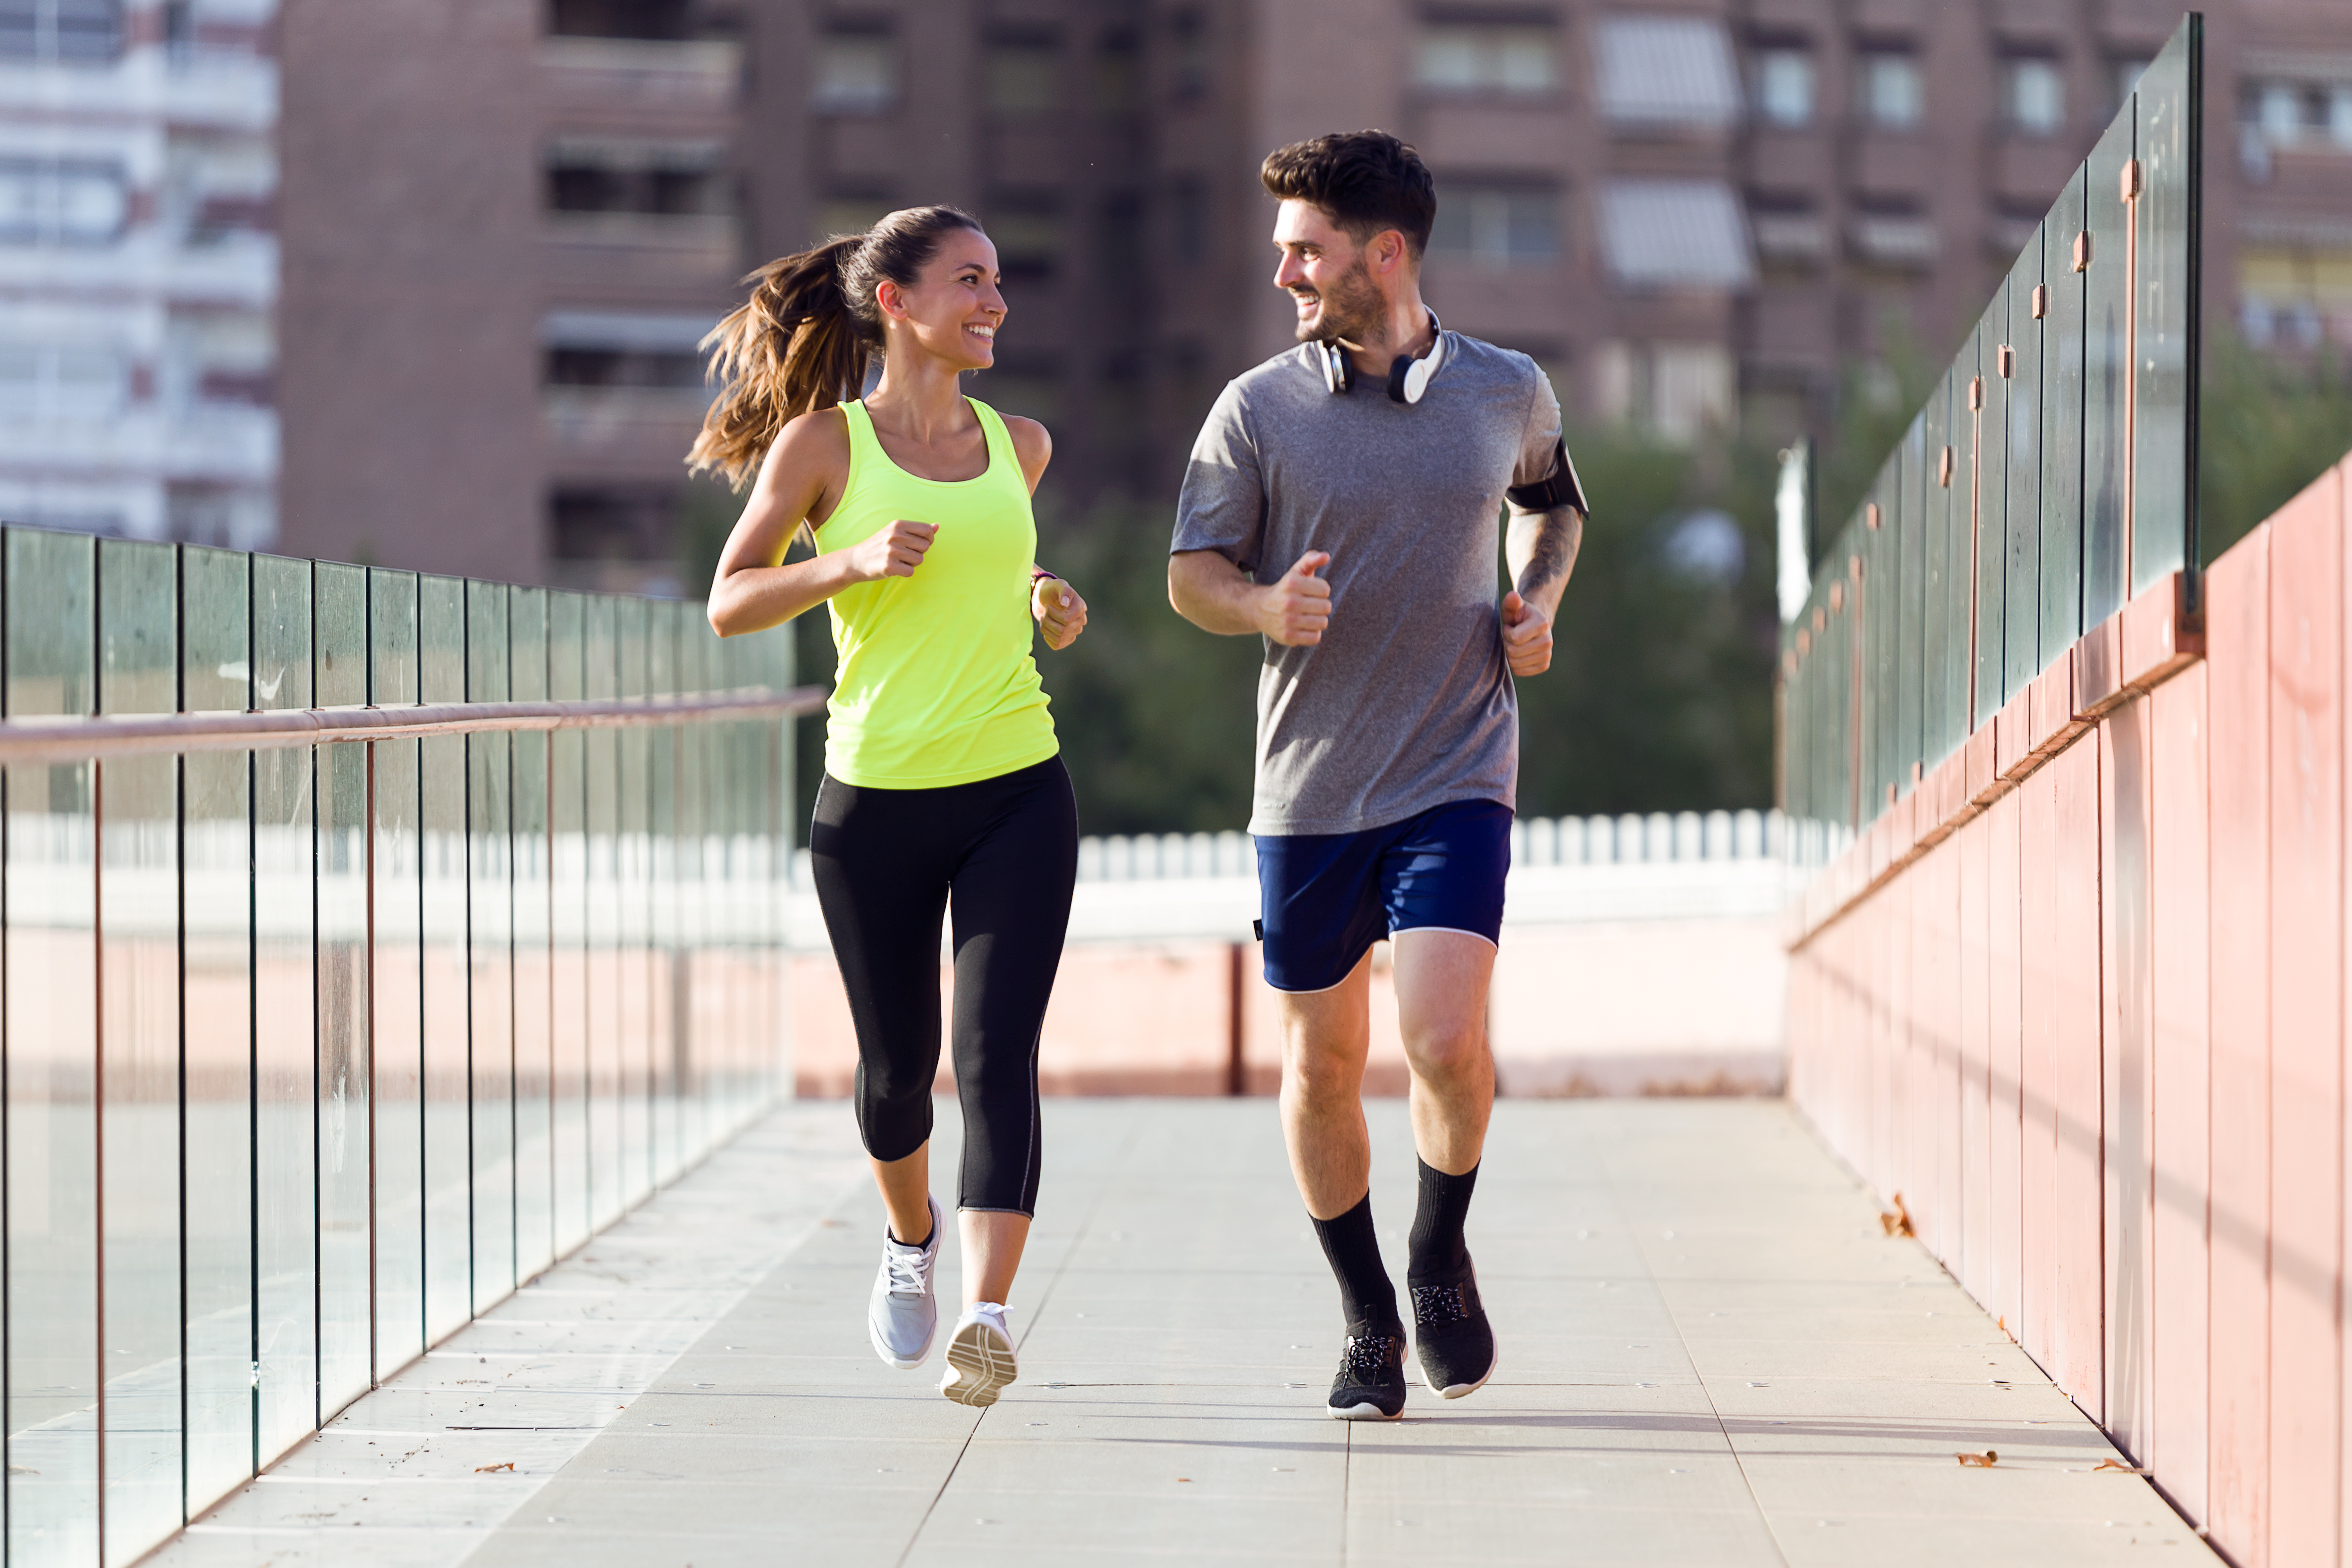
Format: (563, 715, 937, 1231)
(1880, 1193, 1915, 1237)
(1956, 1450, 1998, 1467)
(2094, 1459, 2149, 1475)
(474, 1462, 516, 1474)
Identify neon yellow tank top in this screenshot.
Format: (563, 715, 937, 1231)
(814, 396, 1059, 788)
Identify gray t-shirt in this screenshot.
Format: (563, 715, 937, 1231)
(1172, 333, 1563, 836)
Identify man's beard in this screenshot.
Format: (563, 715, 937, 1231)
(1291, 255, 1382, 346)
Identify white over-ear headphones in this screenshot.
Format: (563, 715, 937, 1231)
(1315, 312, 1448, 405)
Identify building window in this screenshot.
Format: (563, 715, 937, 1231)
(0, 160, 128, 245)
(1167, 175, 1206, 263)
(1748, 193, 1827, 265)
(2004, 56, 2064, 135)
(1860, 49, 1923, 128)
(545, 138, 732, 216)
(1094, 25, 1141, 111)
(1596, 15, 1741, 129)
(816, 192, 894, 241)
(1598, 179, 1754, 289)
(1415, 22, 1556, 96)
(1430, 184, 1560, 268)
(1593, 341, 1735, 444)
(814, 25, 898, 114)
(0, 0, 122, 62)
(986, 191, 1062, 279)
(547, 0, 697, 40)
(1753, 48, 1814, 126)
(986, 31, 1063, 115)
(0, 342, 124, 421)
(2245, 77, 2352, 152)
(1168, 8, 1209, 102)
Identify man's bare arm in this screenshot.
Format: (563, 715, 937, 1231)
(1506, 504, 1583, 620)
(1170, 548, 1332, 645)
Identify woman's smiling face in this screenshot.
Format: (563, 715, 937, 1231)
(876, 228, 1008, 372)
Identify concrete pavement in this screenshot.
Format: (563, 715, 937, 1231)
(152, 1097, 2213, 1567)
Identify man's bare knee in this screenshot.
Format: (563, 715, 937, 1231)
(1403, 1026, 1488, 1086)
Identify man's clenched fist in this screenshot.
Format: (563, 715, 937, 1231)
(1257, 550, 1332, 646)
(1501, 590, 1552, 676)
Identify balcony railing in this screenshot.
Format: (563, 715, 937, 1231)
(0, 525, 815, 1563)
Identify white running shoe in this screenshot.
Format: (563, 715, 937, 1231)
(867, 1196, 943, 1370)
(940, 1302, 1017, 1407)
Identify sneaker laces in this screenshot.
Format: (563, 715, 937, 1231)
(883, 1237, 930, 1298)
(1339, 1334, 1400, 1381)
(1411, 1279, 1480, 1328)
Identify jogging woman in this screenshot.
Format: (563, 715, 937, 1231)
(697, 206, 1087, 1408)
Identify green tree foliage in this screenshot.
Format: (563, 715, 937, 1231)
(2199, 331, 2352, 564)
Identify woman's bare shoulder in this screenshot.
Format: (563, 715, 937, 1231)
(1001, 414, 1053, 486)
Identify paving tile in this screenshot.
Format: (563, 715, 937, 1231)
(136, 1099, 2219, 1568)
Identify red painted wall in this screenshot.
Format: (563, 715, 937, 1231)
(1789, 454, 2352, 1566)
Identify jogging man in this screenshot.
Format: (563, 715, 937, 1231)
(1168, 131, 1584, 1420)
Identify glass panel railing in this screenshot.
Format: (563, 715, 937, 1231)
(1780, 13, 2202, 871)
(0, 530, 798, 1561)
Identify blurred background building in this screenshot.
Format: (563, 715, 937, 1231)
(0, 0, 278, 547)
(2, 0, 2349, 592)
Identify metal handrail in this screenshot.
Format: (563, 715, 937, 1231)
(0, 684, 828, 765)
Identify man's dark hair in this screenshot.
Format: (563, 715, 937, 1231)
(1260, 131, 1437, 258)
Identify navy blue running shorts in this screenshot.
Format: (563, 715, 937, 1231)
(1253, 799, 1513, 994)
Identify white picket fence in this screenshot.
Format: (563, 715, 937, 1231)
(1070, 809, 1782, 883)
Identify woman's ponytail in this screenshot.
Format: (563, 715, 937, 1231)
(688, 205, 985, 491)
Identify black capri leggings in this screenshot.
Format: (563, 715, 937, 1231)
(810, 756, 1079, 1216)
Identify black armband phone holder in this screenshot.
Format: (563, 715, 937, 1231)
(1505, 439, 1589, 515)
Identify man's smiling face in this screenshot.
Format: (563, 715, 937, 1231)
(1270, 199, 1383, 346)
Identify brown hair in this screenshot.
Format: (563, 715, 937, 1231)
(1260, 131, 1436, 258)
(687, 205, 986, 489)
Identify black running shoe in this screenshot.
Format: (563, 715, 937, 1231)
(1326, 1332, 1408, 1421)
(1411, 1269, 1496, 1399)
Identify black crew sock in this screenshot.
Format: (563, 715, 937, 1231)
(1310, 1193, 1403, 1338)
(1406, 1157, 1479, 1286)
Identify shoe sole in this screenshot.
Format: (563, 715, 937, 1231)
(868, 1313, 933, 1371)
(1328, 1400, 1405, 1421)
(941, 1320, 1017, 1407)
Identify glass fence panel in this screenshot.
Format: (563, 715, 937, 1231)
(2042, 166, 2090, 656)
(676, 619, 712, 1158)
(1896, 414, 1927, 795)
(252, 555, 318, 1459)
(1927, 366, 1959, 770)
(616, 599, 651, 1211)
(369, 569, 425, 1374)
(1947, 348, 1978, 758)
(2136, 21, 2201, 590)
(548, 594, 590, 1256)
(510, 588, 555, 1281)
(583, 597, 622, 1231)
(420, 576, 471, 1344)
(648, 603, 681, 1186)
(2005, 234, 2048, 699)
(314, 563, 371, 1415)
(466, 582, 515, 1312)
(180, 545, 256, 1520)
(96, 539, 185, 1561)
(7, 527, 99, 1563)
(1974, 300, 2009, 733)
(1867, 456, 1899, 813)
(2083, 109, 2138, 631)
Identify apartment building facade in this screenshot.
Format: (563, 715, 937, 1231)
(270, 0, 2352, 584)
(0, 0, 278, 548)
